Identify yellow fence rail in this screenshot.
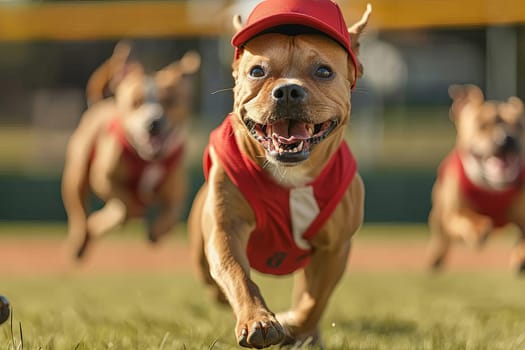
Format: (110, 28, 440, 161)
(0, 0, 524, 41)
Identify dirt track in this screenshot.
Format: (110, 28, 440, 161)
(0, 234, 515, 276)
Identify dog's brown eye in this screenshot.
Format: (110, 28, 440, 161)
(315, 66, 333, 79)
(249, 66, 266, 78)
(132, 98, 144, 109)
(131, 96, 144, 109)
(479, 122, 490, 130)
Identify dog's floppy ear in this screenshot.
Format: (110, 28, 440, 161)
(448, 84, 484, 122)
(179, 51, 201, 75)
(348, 3, 372, 79)
(157, 50, 201, 86)
(85, 40, 143, 105)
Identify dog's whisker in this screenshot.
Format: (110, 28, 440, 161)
(210, 88, 234, 95)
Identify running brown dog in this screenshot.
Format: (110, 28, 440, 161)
(188, 0, 370, 348)
(428, 84, 525, 272)
(62, 45, 200, 259)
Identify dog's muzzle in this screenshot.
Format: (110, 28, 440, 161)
(244, 83, 338, 164)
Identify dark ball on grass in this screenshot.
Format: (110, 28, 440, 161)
(0, 295, 10, 325)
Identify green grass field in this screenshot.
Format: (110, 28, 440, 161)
(2, 270, 525, 349)
(0, 223, 524, 349)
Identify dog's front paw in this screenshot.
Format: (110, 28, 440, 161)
(146, 228, 159, 244)
(66, 230, 91, 261)
(276, 312, 323, 349)
(74, 233, 91, 260)
(236, 311, 285, 348)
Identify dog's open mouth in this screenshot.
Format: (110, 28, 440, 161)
(149, 135, 164, 152)
(245, 118, 337, 163)
(482, 153, 521, 184)
(471, 150, 522, 187)
(134, 129, 174, 160)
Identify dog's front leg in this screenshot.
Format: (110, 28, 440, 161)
(62, 156, 90, 259)
(510, 229, 525, 274)
(427, 207, 452, 270)
(146, 204, 181, 243)
(88, 136, 138, 237)
(509, 199, 525, 273)
(202, 166, 285, 348)
(146, 166, 186, 243)
(277, 178, 364, 347)
(277, 241, 351, 347)
(435, 174, 492, 247)
(87, 198, 128, 236)
(442, 207, 492, 247)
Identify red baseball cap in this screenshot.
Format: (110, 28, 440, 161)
(232, 0, 358, 87)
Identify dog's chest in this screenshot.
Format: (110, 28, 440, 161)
(118, 146, 183, 201)
(205, 116, 357, 274)
(289, 186, 320, 249)
(137, 163, 165, 196)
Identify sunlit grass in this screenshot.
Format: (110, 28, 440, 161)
(1, 223, 523, 349)
(2, 271, 525, 349)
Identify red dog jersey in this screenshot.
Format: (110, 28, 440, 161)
(203, 114, 357, 275)
(439, 150, 525, 228)
(100, 118, 184, 209)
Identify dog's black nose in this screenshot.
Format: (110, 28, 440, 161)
(500, 135, 519, 151)
(148, 118, 165, 136)
(272, 84, 307, 104)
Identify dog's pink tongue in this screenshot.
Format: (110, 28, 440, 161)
(272, 120, 310, 144)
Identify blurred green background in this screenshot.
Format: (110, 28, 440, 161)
(0, 0, 524, 223)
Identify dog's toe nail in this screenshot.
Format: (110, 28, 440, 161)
(238, 328, 250, 347)
(247, 322, 265, 346)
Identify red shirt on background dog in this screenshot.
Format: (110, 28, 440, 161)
(438, 150, 525, 228)
(103, 117, 184, 208)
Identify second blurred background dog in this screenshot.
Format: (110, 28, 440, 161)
(428, 84, 525, 273)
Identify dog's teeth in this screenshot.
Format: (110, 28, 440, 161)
(292, 147, 298, 153)
(272, 137, 280, 150)
(307, 124, 314, 136)
(298, 141, 304, 151)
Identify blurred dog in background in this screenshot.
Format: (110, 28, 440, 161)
(62, 42, 200, 259)
(428, 84, 525, 273)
